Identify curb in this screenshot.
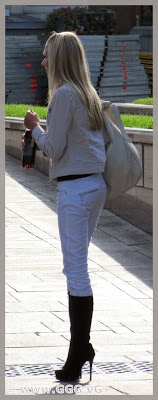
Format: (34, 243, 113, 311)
(115, 103, 153, 115)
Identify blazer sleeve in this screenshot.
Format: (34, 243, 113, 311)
(32, 88, 75, 159)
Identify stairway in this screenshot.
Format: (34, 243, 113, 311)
(5, 34, 151, 105)
(78, 35, 105, 89)
(98, 35, 151, 102)
(5, 35, 47, 105)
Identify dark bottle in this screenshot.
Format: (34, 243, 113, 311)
(22, 130, 36, 168)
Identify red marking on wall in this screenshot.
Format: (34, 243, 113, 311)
(24, 65, 39, 95)
(31, 83, 38, 88)
(35, 99, 42, 103)
(22, 53, 27, 58)
(120, 41, 128, 92)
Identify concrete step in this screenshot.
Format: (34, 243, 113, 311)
(5, 57, 43, 63)
(100, 81, 149, 88)
(7, 97, 39, 105)
(85, 54, 104, 58)
(99, 88, 151, 96)
(106, 53, 140, 59)
(83, 49, 104, 54)
(5, 68, 43, 75)
(101, 75, 148, 83)
(107, 44, 140, 51)
(6, 49, 43, 56)
(107, 45, 139, 50)
(5, 35, 39, 41)
(6, 43, 43, 49)
(103, 66, 146, 73)
(88, 67, 101, 72)
(79, 35, 105, 42)
(107, 34, 140, 40)
(6, 80, 46, 88)
(106, 55, 140, 61)
(101, 73, 147, 81)
(86, 61, 101, 66)
(103, 61, 144, 68)
(5, 70, 44, 77)
(6, 85, 45, 93)
(99, 94, 150, 102)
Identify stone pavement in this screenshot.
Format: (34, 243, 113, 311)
(5, 154, 153, 396)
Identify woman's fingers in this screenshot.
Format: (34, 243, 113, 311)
(21, 138, 25, 150)
(24, 110, 39, 130)
(30, 108, 37, 116)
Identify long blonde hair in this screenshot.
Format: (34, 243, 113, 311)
(46, 31, 103, 131)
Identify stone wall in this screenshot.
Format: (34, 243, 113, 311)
(105, 127, 152, 234)
(5, 117, 153, 234)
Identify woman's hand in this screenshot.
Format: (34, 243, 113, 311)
(21, 133, 26, 151)
(24, 109, 40, 130)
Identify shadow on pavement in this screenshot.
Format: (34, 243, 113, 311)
(5, 154, 153, 289)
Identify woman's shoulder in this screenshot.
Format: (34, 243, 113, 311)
(55, 84, 75, 97)
(53, 84, 77, 109)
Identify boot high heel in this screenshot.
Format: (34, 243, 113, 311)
(55, 343, 95, 382)
(55, 294, 94, 382)
(88, 343, 95, 381)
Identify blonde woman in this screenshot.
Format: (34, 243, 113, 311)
(24, 31, 107, 382)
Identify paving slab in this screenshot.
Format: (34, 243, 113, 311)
(6, 301, 67, 313)
(5, 154, 153, 395)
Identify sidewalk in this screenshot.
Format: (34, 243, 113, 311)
(5, 154, 153, 396)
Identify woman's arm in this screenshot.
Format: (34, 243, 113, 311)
(24, 88, 74, 159)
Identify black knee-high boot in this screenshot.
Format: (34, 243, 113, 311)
(55, 294, 95, 381)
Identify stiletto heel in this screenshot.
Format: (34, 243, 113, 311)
(55, 344, 95, 382)
(89, 343, 95, 381)
(90, 361, 92, 381)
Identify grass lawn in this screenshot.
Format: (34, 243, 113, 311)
(5, 103, 153, 129)
(5, 104, 47, 119)
(133, 98, 153, 105)
(121, 114, 153, 129)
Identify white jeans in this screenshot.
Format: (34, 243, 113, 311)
(57, 173, 107, 296)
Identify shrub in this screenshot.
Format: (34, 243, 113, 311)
(46, 6, 117, 35)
